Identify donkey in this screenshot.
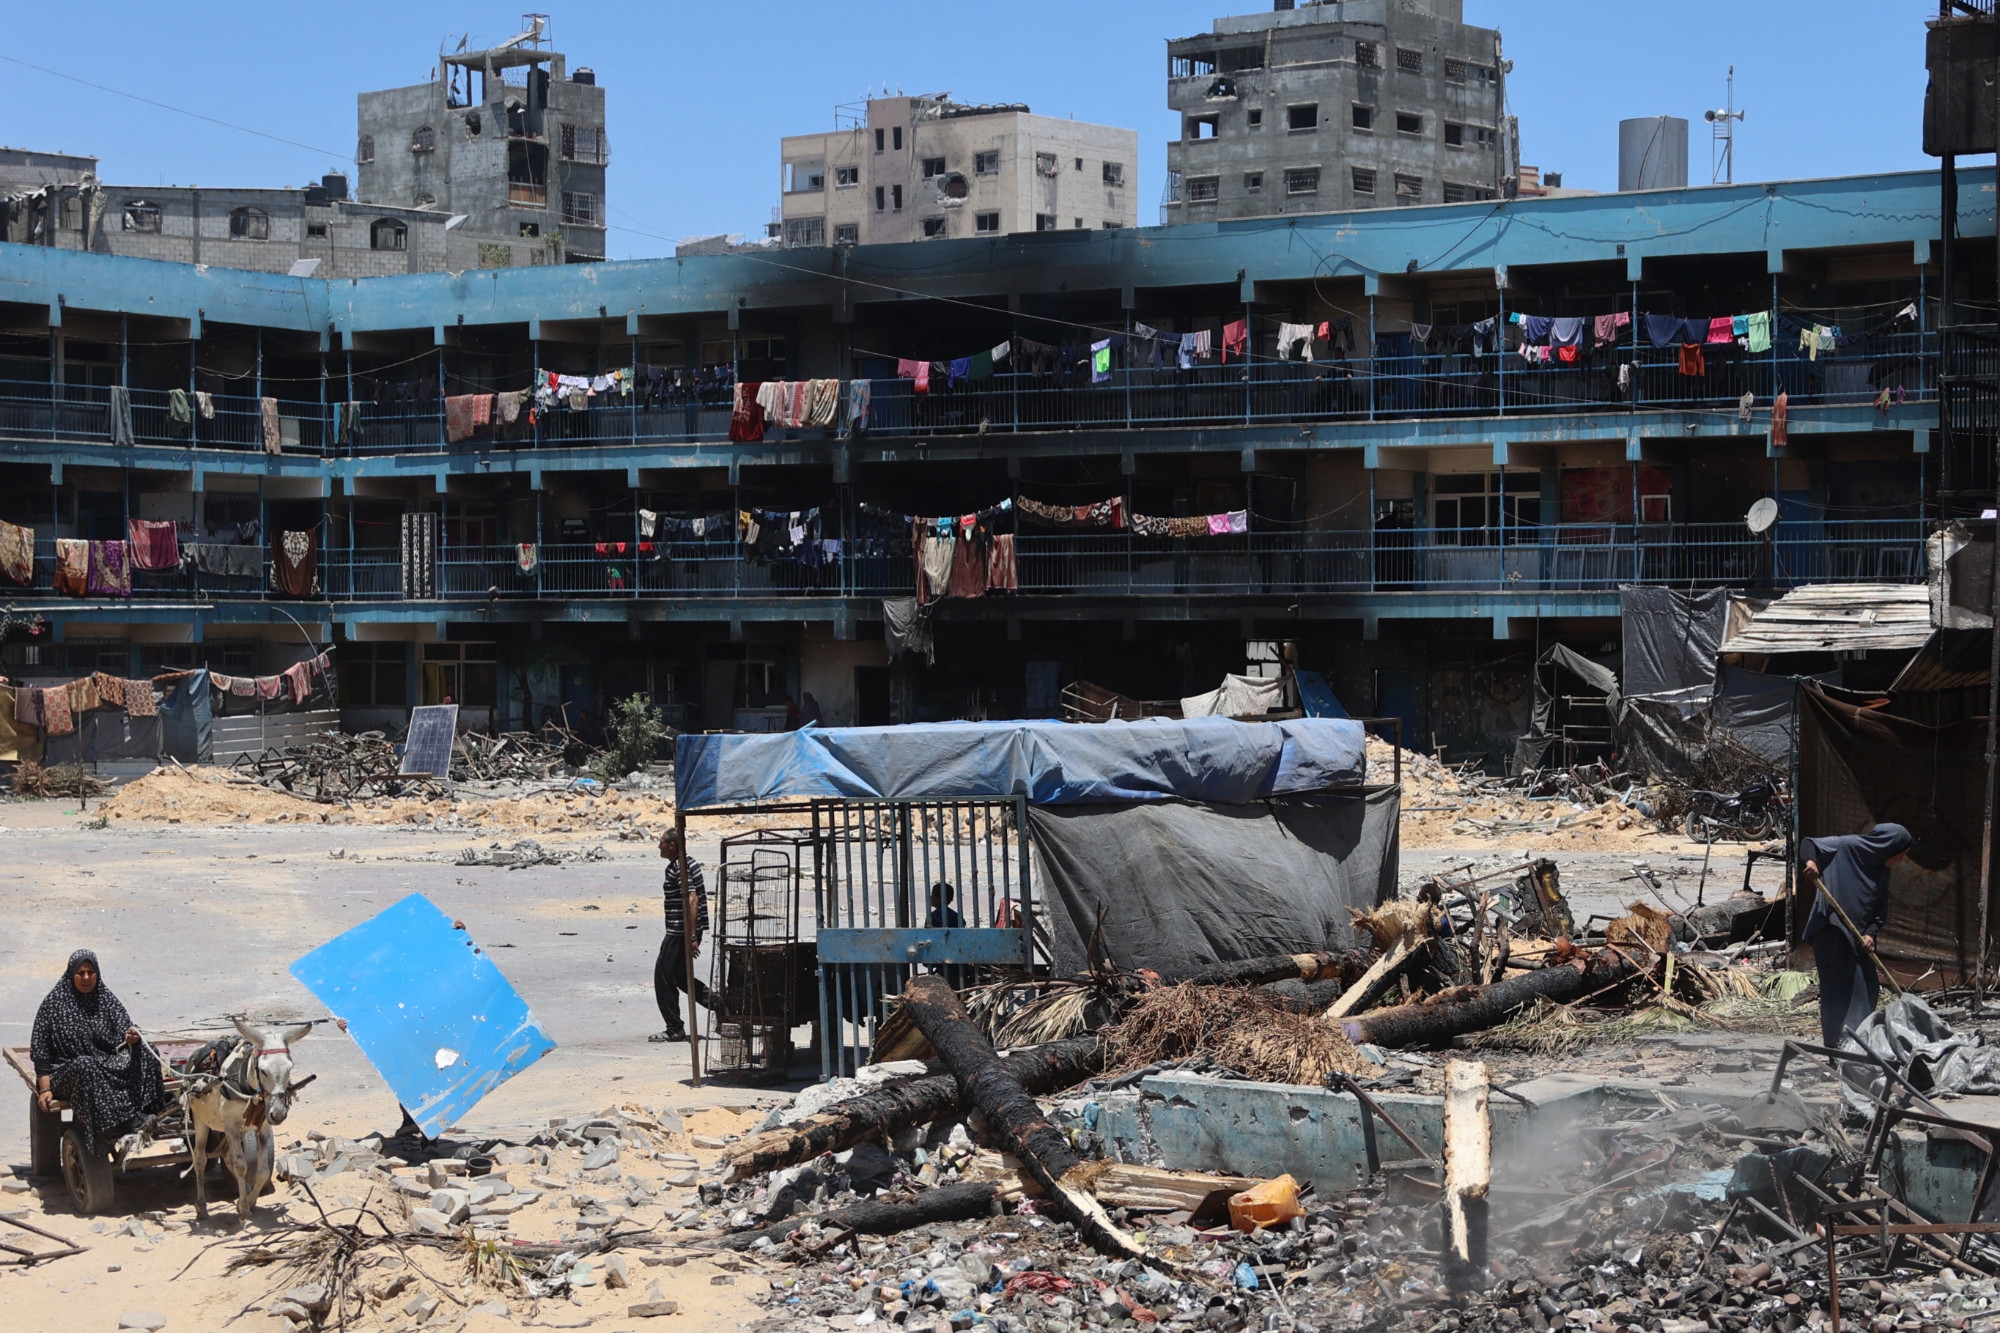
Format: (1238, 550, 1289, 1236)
(182, 1020, 312, 1225)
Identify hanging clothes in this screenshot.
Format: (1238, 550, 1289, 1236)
(261, 397, 282, 454)
(845, 379, 872, 437)
(401, 513, 436, 598)
(15, 685, 43, 729)
(1739, 391, 1756, 423)
(1746, 310, 1773, 354)
(1678, 344, 1706, 377)
(729, 381, 766, 442)
(985, 533, 1018, 593)
(1706, 316, 1736, 345)
(1771, 392, 1788, 449)
(1518, 315, 1555, 344)
(516, 543, 538, 574)
(947, 535, 987, 599)
(1593, 313, 1627, 346)
(444, 394, 478, 443)
(86, 541, 131, 597)
(68, 676, 101, 715)
(41, 684, 73, 738)
(275, 530, 317, 598)
(920, 535, 955, 603)
(1643, 314, 1686, 349)
(1471, 317, 1498, 357)
(168, 388, 192, 427)
(1277, 322, 1316, 361)
(125, 519, 179, 572)
(897, 359, 931, 394)
(108, 385, 134, 447)
(1221, 320, 1248, 363)
(0, 520, 32, 586)
(124, 679, 157, 718)
(1549, 318, 1584, 348)
(1091, 339, 1113, 384)
(638, 509, 658, 539)
(194, 390, 215, 420)
(1179, 330, 1212, 370)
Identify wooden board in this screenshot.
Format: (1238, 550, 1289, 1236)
(400, 704, 460, 777)
(966, 1150, 1257, 1211)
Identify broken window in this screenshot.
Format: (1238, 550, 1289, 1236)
(875, 186, 886, 211)
(561, 191, 602, 226)
(921, 156, 947, 178)
(785, 216, 826, 248)
(835, 165, 859, 187)
(1035, 213, 1057, 231)
(341, 642, 407, 707)
(561, 124, 608, 164)
(1102, 161, 1124, 187)
(228, 207, 270, 241)
(370, 218, 407, 251)
(891, 184, 903, 211)
(413, 192, 435, 208)
(875, 129, 886, 152)
(975, 211, 1000, 233)
(1474, 64, 1498, 85)
(1288, 104, 1318, 132)
(922, 217, 948, 238)
(975, 150, 999, 175)
(1352, 104, 1374, 131)
(1187, 176, 1220, 202)
(834, 222, 859, 244)
(1036, 152, 1059, 176)
(1445, 122, 1464, 147)
(356, 135, 375, 164)
(939, 172, 970, 200)
(508, 141, 550, 206)
(1397, 112, 1423, 136)
(1286, 168, 1321, 196)
(1101, 220, 1121, 229)
(56, 194, 81, 231)
(1247, 109, 1263, 131)
(1352, 167, 1376, 195)
(1188, 115, 1219, 140)
(1397, 48, 1423, 73)
(784, 162, 826, 193)
(411, 126, 435, 153)
(1355, 41, 1379, 68)
(306, 221, 328, 239)
(1171, 51, 1218, 78)
(122, 201, 161, 233)
(464, 110, 483, 138)
(1244, 172, 1264, 193)
(1393, 173, 1423, 205)
(1445, 58, 1468, 83)
(892, 127, 903, 151)
(518, 221, 541, 238)
(1473, 126, 1497, 148)
(1221, 46, 1264, 72)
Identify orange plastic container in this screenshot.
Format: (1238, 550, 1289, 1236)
(1228, 1173, 1303, 1232)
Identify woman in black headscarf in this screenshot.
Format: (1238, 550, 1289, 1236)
(1801, 823, 1913, 1050)
(30, 950, 166, 1154)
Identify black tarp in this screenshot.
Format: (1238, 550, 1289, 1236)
(1795, 683, 1994, 979)
(1711, 665, 1839, 766)
(1027, 787, 1401, 980)
(1622, 586, 1730, 700)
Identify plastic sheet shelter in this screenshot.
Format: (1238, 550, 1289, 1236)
(674, 718, 1366, 811)
(1621, 586, 1731, 701)
(1794, 683, 1995, 983)
(290, 893, 556, 1139)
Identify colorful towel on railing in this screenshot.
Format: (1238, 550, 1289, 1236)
(0, 520, 32, 586)
(124, 678, 158, 718)
(730, 382, 766, 442)
(86, 541, 131, 597)
(53, 539, 88, 595)
(1222, 320, 1248, 363)
(444, 394, 479, 443)
(40, 684, 73, 738)
(845, 380, 872, 438)
(68, 676, 100, 714)
(516, 543, 538, 574)
(986, 533, 1018, 592)
(126, 519, 180, 572)
(274, 530, 317, 598)
(261, 397, 282, 454)
(93, 673, 125, 708)
(195, 390, 215, 420)
(1017, 497, 1125, 530)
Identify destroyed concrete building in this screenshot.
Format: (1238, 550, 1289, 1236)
(1162, 0, 1513, 222)
(778, 95, 1139, 246)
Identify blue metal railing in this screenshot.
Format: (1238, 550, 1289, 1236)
(0, 331, 1938, 456)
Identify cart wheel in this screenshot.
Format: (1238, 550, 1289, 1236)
(28, 1095, 63, 1179)
(59, 1129, 114, 1215)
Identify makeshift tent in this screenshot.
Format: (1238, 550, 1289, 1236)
(1710, 664, 1837, 766)
(1795, 682, 1993, 982)
(675, 717, 1366, 810)
(1621, 585, 1730, 700)
(1513, 644, 1704, 782)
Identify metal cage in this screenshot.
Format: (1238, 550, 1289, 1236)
(704, 826, 817, 1082)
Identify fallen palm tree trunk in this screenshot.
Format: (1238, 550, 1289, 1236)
(1334, 953, 1636, 1049)
(1178, 949, 1369, 988)
(719, 1181, 1001, 1251)
(719, 1036, 1103, 1183)
(900, 975, 1147, 1262)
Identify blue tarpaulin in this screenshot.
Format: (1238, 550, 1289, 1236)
(290, 894, 556, 1139)
(675, 717, 1367, 810)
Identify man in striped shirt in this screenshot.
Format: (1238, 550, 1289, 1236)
(651, 827, 711, 1043)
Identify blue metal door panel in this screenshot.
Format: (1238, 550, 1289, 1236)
(817, 927, 1029, 968)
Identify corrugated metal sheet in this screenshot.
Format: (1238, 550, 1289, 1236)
(1891, 627, 1992, 691)
(1718, 584, 1934, 656)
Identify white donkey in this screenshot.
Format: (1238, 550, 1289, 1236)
(182, 1020, 312, 1225)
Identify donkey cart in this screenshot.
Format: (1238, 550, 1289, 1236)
(6, 1041, 206, 1215)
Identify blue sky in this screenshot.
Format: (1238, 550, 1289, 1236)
(4, 1, 1946, 260)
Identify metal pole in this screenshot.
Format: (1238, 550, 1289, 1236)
(677, 811, 702, 1085)
(1979, 7, 2000, 1010)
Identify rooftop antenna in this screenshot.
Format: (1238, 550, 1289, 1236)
(1704, 67, 1746, 185)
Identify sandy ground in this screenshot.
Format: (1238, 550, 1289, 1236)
(0, 755, 1775, 1331)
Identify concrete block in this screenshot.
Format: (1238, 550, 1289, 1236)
(629, 1300, 681, 1318)
(407, 1207, 451, 1236)
(429, 1187, 471, 1222)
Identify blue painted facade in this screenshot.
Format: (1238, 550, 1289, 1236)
(0, 169, 1980, 757)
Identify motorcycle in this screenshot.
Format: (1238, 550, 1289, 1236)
(1681, 781, 1786, 843)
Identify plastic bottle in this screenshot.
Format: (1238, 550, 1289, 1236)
(1227, 1173, 1303, 1232)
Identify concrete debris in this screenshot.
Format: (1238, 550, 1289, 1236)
(453, 838, 609, 868)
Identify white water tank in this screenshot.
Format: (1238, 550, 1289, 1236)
(1619, 117, 1689, 192)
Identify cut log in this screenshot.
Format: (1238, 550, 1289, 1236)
(900, 974, 1147, 1263)
(965, 1151, 1256, 1211)
(1335, 953, 1634, 1049)
(720, 1037, 1102, 1183)
(1178, 950, 1368, 988)
(1323, 938, 1418, 1018)
(1441, 1059, 1491, 1290)
(718, 1181, 1000, 1251)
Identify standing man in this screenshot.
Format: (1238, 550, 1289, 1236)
(650, 827, 711, 1044)
(1801, 823, 1912, 1050)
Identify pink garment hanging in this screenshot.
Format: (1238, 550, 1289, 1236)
(1208, 513, 1231, 536)
(897, 359, 930, 394)
(1706, 316, 1736, 344)
(256, 675, 282, 701)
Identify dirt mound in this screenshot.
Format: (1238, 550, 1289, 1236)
(1370, 735, 1669, 852)
(102, 766, 327, 823)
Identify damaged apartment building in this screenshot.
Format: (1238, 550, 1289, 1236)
(1163, 0, 1515, 221)
(778, 96, 1138, 247)
(0, 148, 1953, 760)
(0, 19, 606, 277)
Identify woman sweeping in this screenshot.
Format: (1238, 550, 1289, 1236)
(1800, 824, 1912, 1050)
(30, 950, 166, 1154)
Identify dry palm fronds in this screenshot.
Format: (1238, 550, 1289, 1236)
(11, 759, 109, 799)
(1350, 900, 1438, 952)
(1105, 983, 1371, 1085)
(962, 978, 1107, 1047)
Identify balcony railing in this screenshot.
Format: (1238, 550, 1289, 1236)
(0, 331, 1937, 459)
(2, 523, 1925, 605)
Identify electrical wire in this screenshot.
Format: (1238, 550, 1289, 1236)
(0, 52, 353, 166)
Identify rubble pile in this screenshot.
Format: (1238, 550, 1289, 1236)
(1376, 740, 1661, 852)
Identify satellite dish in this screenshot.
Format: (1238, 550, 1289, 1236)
(1746, 498, 1779, 535)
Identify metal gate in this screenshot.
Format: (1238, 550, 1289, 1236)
(811, 796, 1032, 1078)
